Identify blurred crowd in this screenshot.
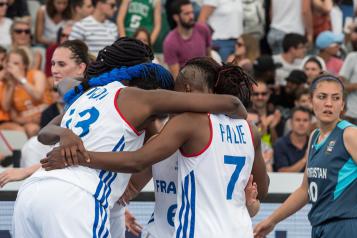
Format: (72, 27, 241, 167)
(0, 0, 357, 174)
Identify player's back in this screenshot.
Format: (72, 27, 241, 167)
(30, 81, 145, 209)
(174, 114, 255, 238)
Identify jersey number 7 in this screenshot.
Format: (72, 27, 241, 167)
(224, 155, 246, 200)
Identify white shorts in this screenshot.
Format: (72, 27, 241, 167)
(12, 178, 111, 238)
(109, 203, 125, 238)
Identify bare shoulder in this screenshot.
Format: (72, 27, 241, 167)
(343, 126, 357, 144)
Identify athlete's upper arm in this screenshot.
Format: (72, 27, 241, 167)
(128, 88, 245, 117)
(343, 127, 357, 164)
(250, 123, 269, 200)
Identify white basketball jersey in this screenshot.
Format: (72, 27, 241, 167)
(174, 114, 255, 238)
(145, 152, 179, 238)
(30, 81, 145, 209)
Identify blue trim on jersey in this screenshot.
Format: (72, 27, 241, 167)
(176, 183, 186, 238)
(176, 172, 196, 238)
(148, 212, 155, 224)
(334, 158, 357, 199)
(189, 171, 196, 238)
(337, 120, 355, 130)
(313, 130, 329, 151)
(182, 175, 190, 236)
(93, 136, 125, 238)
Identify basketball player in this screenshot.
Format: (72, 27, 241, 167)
(43, 57, 269, 237)
(12, 38, 247, 238)
(254, 74, 357, 238)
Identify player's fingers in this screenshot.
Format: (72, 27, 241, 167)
(40, 158, 48, 164)
(70, 146, 79, 165)
(65, 147, 73, 166)
(60, 148, 68, 167)
(248, 174, 253, 185)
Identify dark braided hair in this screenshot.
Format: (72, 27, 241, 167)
(85, 37, 154, 80)
(180, 57, 256, 107)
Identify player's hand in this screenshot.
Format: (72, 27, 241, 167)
(0, 168, 29, 187)
(253, 217, 276, 238)
(59, 129, 90, 166)
(245, 175, 258, 206)
(125, 209, 142, 236)
(41, 147, 67, 171)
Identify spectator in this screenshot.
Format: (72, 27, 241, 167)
(163, 0, 211, 78)
(5, 0, 30, 20)
(247, 80, 283, 172)
(69, 0, 118, 56)
(253, 55, 282, 85)
(273, 33, 307, 86)
(2, 48, 52, 137)
(273, 106, 311, 172)
(301, 56, 325, 85)
(268, 0, 312, 54)
(226, 34, 260, 73)
(271, 69, 308, 109)
(0, 0, 13, 48)
(44, 21, 74, 77)
(10, 18, 42, 70)
(117, 0, 161, 45)
(70, 0, 94, 22)
(339, 51, 357, 124)
(198, 0, 243, 61)
(316, 30, 344, 75)
(35, 0, 71, 46)
(312, 0, 333, 39)
(133, 27, 159, 64)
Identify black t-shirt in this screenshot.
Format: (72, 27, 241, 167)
(6, 0, 30, 19)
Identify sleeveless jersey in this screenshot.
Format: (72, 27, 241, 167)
(174, 114, 255, 238)
(124, 0, 155, 36)
(307, 120, 357, 226)
(30, 81, 145, 209)
(145, 152, 178, 238)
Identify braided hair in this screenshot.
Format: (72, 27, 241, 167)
(180, 57, 256, 106)
(85, 37, 154, 79)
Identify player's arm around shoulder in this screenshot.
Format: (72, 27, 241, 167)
(121, 87, 247, 118)
(343, 126, 357, 164)
(38, 113, 66, 145)
(85, 113, 197, 173)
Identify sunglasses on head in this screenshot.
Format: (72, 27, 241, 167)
(14, 29, 31, 35)
(0, 2, 8, 7)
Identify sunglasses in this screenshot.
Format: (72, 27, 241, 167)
(252, 92, 268, 97)
(14, 29, 31, 35)
(0, 2, 8, 7)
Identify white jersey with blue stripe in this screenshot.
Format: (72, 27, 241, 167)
(174, 114, 255, 238)
(30, 81, 145, 209)
(145, 151, 179, 238)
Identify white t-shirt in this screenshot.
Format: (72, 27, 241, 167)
(0, 18, 13, 48)
(273, 54, 302, 86)
(339, 52, 357, 118)
(270, 0, 304, 35)
(203, 0, 243, 40)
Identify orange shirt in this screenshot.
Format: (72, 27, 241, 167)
(0, 82, 10, 122)
(12, 70, 53, 116)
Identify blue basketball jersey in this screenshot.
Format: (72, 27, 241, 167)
(307, 120, 357, 226)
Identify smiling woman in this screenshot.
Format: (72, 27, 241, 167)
(254, 74, 357, 238)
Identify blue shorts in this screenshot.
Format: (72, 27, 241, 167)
(312, 219, 357, 238)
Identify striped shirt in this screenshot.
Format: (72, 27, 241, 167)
(69, 16, 118, 55)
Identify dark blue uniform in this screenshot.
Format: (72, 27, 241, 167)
(307, 120, 357, 238)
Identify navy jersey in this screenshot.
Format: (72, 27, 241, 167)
(307, 120, 357, 226)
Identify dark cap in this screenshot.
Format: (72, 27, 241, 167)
(253, 55, 282, 73)
(286, 70, 307, 84)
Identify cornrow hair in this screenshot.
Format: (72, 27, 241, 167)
(85, 37, 154, 80)
(215, 64, 256, 107)
(182, 57, 255, 107)
(64, 63, 174, 107)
